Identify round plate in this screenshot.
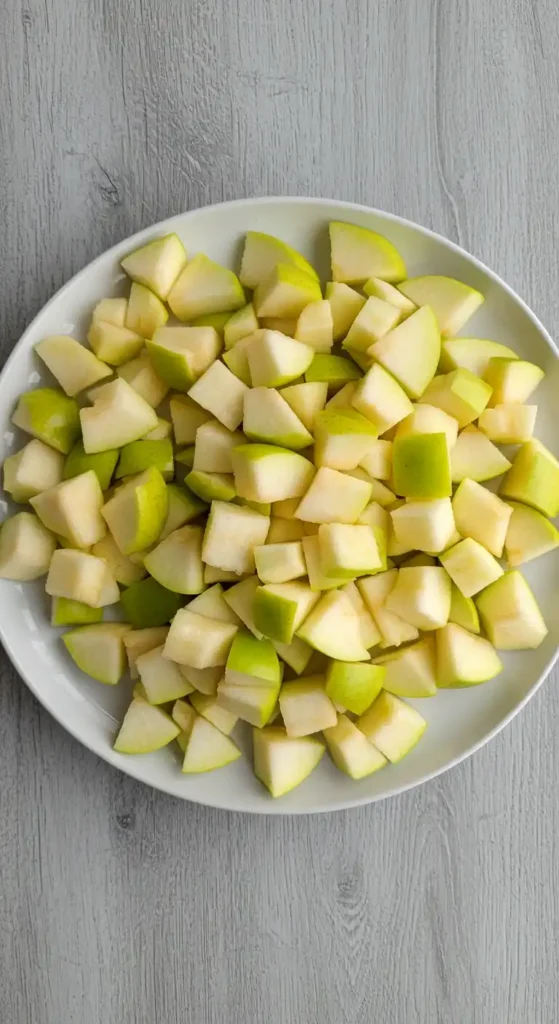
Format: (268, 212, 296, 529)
(1, 197, 558, 814)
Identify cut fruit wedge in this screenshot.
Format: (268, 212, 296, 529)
(394, 403, 458, 450)
(357, 692, 426, 762)
(419, 369, 492, 427)
(87, 322, 143, 365)
(143, 525, 204, 594)
(92, 297, 127, 327)
(504, 501, 559, 567)
(436, 623, 502, 686)
(180, 714, 241, 773)
(136, 645, 193, 704)
(31, 470, 106, 549)
(440, 338, 518, 376)
(373, 638, 437, 697)
(117, 350, 169, 408)
(125, 282, 168, 338)
(475, 570, 548, 650)
(51, 597, 103, 626)
(253, 264, 322, 319)
(280, 381, 328, 432)
(279, 676, 337, 737)
(313, 409, 378, 471)
(484, 358, 544, 405)
(439, 538, 503, 597)
(202, 500, 270, 575)
(499, 440, 559, 518)
(188, 360, 248, 432)
(63, 623, 131, 684)
(169, 394, 213, 444)
(325, 282, 366, 340)
(243, 387, 312, 449)
(397, 276, 484, 335)
(121, 233, 187, 299)
(81, 378, 158, 453)
(253, 581, 319, 644)
(102, 466, 168, 555)
(114, 697, 180, 753)
(452, 478, 512, 557)
(164, 609, 238, 668)
(363, 277, 416, 317)
(385, 565, 451, 630)
(329, 222, 406, 284)
(123, 627, 170, 678)
(343, 296, 402, 352)
(367, 305, 440, 399)
(189, 692, 238, 734)
(351, 363, 413, 433)
(168, 253, 245, 321)
(120, 577, 181, 628)
(325, 661, 385, 715)
(451, 425, 511, 483)
(186, 470, 236, 502)
(116, 438, 174, 480)
(478, 404, 536, 444)
(239, 231, 319, 289)
(232, 444, 314, 503)
(3, 439, 64, 503)
(304, 354, 361, 389)
(0, 511, 56, 581)
(294, 299, 334, 352)
(147, 326, 221, 391)
(448, 583, 480, 634)
(12, 387, 80, 454)
(253, 726, 325, 797)
(35, 335, 111, 396)
(297, 589, 370, 661)
(295, 467, 371, 524)
(323, 715, 387, 779)
(224, 303, 259, 349)
(247, 330, 314, 387)
(392, 433, 451, 498)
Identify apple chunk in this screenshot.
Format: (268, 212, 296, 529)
(180, 714, 241, 773)
(143, 525, 205, 594)
(163, 609, 238, 668)
(35, 335, 111, 395)
(12, 388, 80, 454)
(499, 440, 559, 518)
(368, 305, 440, 399)
(279, 676, 337, 737)
(329, 221, 406, 284)
(325, 662, 385, 715)
(102, 467, 168, 555)
(397, 275, 484, 335)
(3, 439, 64, 503)
(63, 623, 131, 684)
(114, 697, 180, 753)
(475, 571, 548, 650)
(357, 692, 426, 762)
(202, 500, 270, 575)
(31, 470, 106, 548)
(313, 409, 378, 470)
(243, 387, 312, 449)
(239, 231, 319, 289)
(504, 502, 559, 567)
(436, 623, 502, 686)
(253, 726, 325, 797)
(297, 590, 370, 661)
(0, 512, 56, 580)
(323, 715, 387, 779)
(147, 326, 221, 391)
(120, 233, 187, 299)
(392, 433, 451, 498)
(46, 549, 118, 607)
(385, 566, 451, 630)
(372, 638, 437, 697)
(452, 479, 512, 557)
(81, 379, 158, 453)
(295, 467, 372, 524)
(232, 444, 314, 503)
(451, 425, 511, 482)
(168, 253, 245, 321)
(439, 538, 503, 597)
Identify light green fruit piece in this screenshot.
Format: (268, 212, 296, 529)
(102, 466, 167, 554)
(186, 470, 236, 502)
(236, 496, 271, 516)
(253, 726, 325, 796)
(318, 522, 383, 578)
(259, 317, 298, 334)
(363, 277, 416, 317)
(436, 623, 502, 687)
(499, 439, 559, 518)
(121, 233, 187, 299)
(189, 692, 238, 735)
(398, 276, 484, 335)
(3, 439, 64, 503)
(115, 439, 174, 482)
(247, 330, 314, 387)
(297, 589, 370, 661)
(343, 296, 402, 353)
(222, 337, 253, 385)
(351, 363, 413, 433)
(326, 661, 385, 715)
(0, 511, 56, 580)
(204, 564, 247, 584)
(271, 635, 313, 675)
(143, 524, 204, 594)
(385, 565, 451, 630)
(324, 715, 387, 779)
(202, 500, 270, 575)
(478, 404, 536, 444)
(35, 335, 111, 397)
(341, 580, 382, 648)
(243, 387, 313, 449)
(63, 623, 130, 685)
(357, 692, 426, 763)
(280, 381, 328, 432)
(440, 338, 518, 376)
(147, 326, 221, 391)
(313, 409, 377, 471)
(504, 501, 559, 567)
(169, 394, 213, 444)
(359, 439, 393, 480)
(254, 541, 306, 584)
(51, 596, 103, 626)
(373, 639, 437, 698)
(120, 577, 181, 628)
(225, 627, 281, 687)
(125, 282, 168, 339)
(475, 570, 548, 650)
(87, 321, 143, 366)
(452, 478, 512, 557)
(394, 403, 459, 450)
(301, 534, 347, 591)
(304, 354, 361, 390)
(191, 311, 232, 332)
(325, 282, 367, 340)
(484, 357, 544, 406)
(390, 497, 455, 553)
(31, 470, 106, 548)
(448, 582, 480, 634)
(175, 447, 195, 468)
(12, 388, 80, 455)
(451, 425, 511, 483)
(294, 299, 334, 353)
(180, 714, 241, 773)
(240, 231, 319, 289)
(64, 440, 118, 491)
(188, 583, 242, 625)
(357, 571, 419, 649)
(439, 538, 503, 598)
(267, 517, 305, 543)
(222, 576, 264, 638)
(179, 665, 222, 696)
(279, 676, 337, 737)
(232, 444, 314, 503)
(136, 644, 193, 704)
(253, 264, 321, 319)
(164, 609, 238, 668)
(419, 368, 492, 427)
(123, 627, 169, 678)
(92, 533, 146, 586)
(92, 297, 128, 327)
(224, 303, 259, 349)
(117, 350, 169, 408)
(188, 361, 248, 432)
(172, 698, 196, 733)
(81, 378, 158, 453)
(329, 221, 406, 284)
(253, 581, 319, 644)
(114, 696, 179, 753)
(295, 467, 371, 524)
(216, 681, 278, 729)
(368, 305, 440, 399)
(46, 549, 118, 607)
(168, 252, 245, 321)
(160, 483, 206, 539)
(343, 345, 372, 372)
(392, 433, 451, 498)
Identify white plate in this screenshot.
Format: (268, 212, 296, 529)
(1, 197, 558, 814)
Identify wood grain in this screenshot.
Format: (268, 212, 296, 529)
(1, 0, 559, 1020)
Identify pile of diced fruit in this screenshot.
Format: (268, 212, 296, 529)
(1, 222, 558, 798)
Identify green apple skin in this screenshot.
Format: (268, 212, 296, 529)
(499, 440, 559, 518)
(191, 311, 232, 332)
(357, 692, 426, 763)
(397, 276, 484, 335)
(240, 231, 319, 289)
(116, 439, 174, 480)
(323, 715, 387, 779)
(392, 433, 451, 498)
(120, 577, 182, 628)
(51, 597, 103, 626)
(325, 662, 385, 715)
(475, 570, 548, 650)
(436, 623, 503, 686)
(168, 253, 245, 321)
(146, 326, 221, 391)
(120, 233, 187, 299)
(12, 388, 80, 454)
(216, 682, 279, 728)
(64, 441, 119, 491)
(253, 583, 319, 644)
(253, 726, 325, 797)
(504, 501, 559, 567)
(225, 627, 281, 686)
(329, 222, 406, 284)
(186, 471, 236, 502)
(114, 697, 180, 753)
(102, 466, 168, 555)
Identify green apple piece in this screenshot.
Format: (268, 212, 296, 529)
(180, 714, 241, 773)
(368, 305, 440, 399)
(271, 635, 313, 675)
(102, 466, 167, 554)
(440, 338, 518, 376)
(121, 233, 187, 299)
(304, 354, 361, 390)
(392, 433, 451, 498)
(189, 692, 238, 734)
(394, 403, 459, 450)
(204, 564, 247, 585)
(216, 681, 278, 729)
(452, 479, 512, 557)
(247, 330, 314, 387)
(398, 276, 484, 335)
(117, 350, 169, 408)
(167, 252, 244, 320)
(169, 395, 213, 444)
(318, 523, 383, 578)
(273, 497, 303, 518)
(160, 483, 206, 539)
(171, 698, 196, 734)
(504, 501, 559, 567)
(484, 357, 544, 405)
(243, 387, 312, 449)
(478, 404, 536, 444)
(12, 388, 80, 454)
(164, 609, 238, 668)
(92, 297, 127, 327)
(341, 580, 382, 649)
(363, 277, 416, 316)
(386, 500, 413, 557)
(419, 368, 492, 427)
(253, 581, 319, 643)
(46, 549, 117, 607)
(202, 500, 269, 575)
(253, 725, 325, 796)
(188, 583, 241, 625)
(253, 264, 321, 320)
(239, 231, 319, 288)
(343, 296, 402, 353)
(225, 627, 281, 688)
(475, 570, 548, 650)
(64, 441, 118, 491)
(35, 335, 111, 397)
(325, 282, 367, 340)
(0, 512, 56, 580)
(357, 571, 419, 648)
(224, 303, 259, 349)
(123, 627, 169, 678)
(323, 715, 387, 779)
(313, 409, 377, 471)
(185, 471, 236, 502)
(3, 439, 64, 503)
(499, 440, 559, 517)
(363, 479, 397, 508)
(222, 338, 253, 385)
(125, 282, 168, 338)
(295, 467, 371, 524)
(63, 622, 130, 684)
(279, 676, 337, 737)
(87, 321, 144, 366)
(259, 317, 298, 334)
(254, 541, 306, 584)
(193, 421, 244, 474)
(191, 311, 232, 332)
(222, 576, 264, 638)
(114, 696, 180, 753)
(436, 623, 502, 686)
(297, 590, 369, 661)
(143, 525, 204, 595)
(121, 577, 181, 627)
(82, 379, 158, 453)
(294, 299, 334, 354)
(179, 665, 222, 696)
(390, 497, 455, 553)
(448, 583, 480, 634)
(280, 382, 328, 432)
(325, 661, 384, 714)
(451, 425, 511, 483)
(135, 644, 193, 704)
(385, 565, 451, 630)
(175, 447, 195, 469)
(236, 496, 272, 516)
(31, 470, 106, 548)
(372, 638, 437, 698)
(92, 533, 146, 586)
(147, 326, 221, 392)
(439, 538, 503, 597)
(358, 439, 392, 480)
(51, 596, 103, 626)
(267, 517, 305, 543)
(357, 692, 426, 762)
(115, 439, 174, 482)
(329, 221, 406, 284)
(301, 534, 347, 591)
(351, 363, 413, 433)
(232, 444, 314, 503)
(188, 361, 248, 432)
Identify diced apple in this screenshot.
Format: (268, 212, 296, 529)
(448, 582, 480, 634)
(294, 299, 334, 353)
(254, 541, 306, 584)
(164, 609, 237, 668)
(372, 638, 437, 697)
(114, 696, 180, 753)
(232, 444, 314, 503)
(267, 517, 306, 543)
(117, 349, 169, 407)
(478, 404, 536, 444)
(253, 726, 325, 797)
(297, 590, 370, 661)
(440, 338, 518, 376)
(305, 354, 361, 390)
(384, 565, 451, 630)
(12, 387, 80, 454)
(395, 403, 459, 450)
(91, 533, 145, 586)
(202, 500, 269, 575)
(243, 387, 312, 449)
(436, 623, 502, 686)
(358, 439, 392, 480)
(168, 253, 244, 320)
(35, 335, 111, 396)
(63, 441, 118, 491)
(300, 534, 348, 591)
(3, 439, 64, 503)
(87, 321, 143, 365)
(343, 296, 402, 353)
(188, 583, 242, 625)
(324, 714, 387, 779)
(102, 466, 167, 555)
(451, 425, 511, 483)
(81, 378, 158, 453)
(125, 282, 168, 338)
(364, 277, 416, 316)
(123, 626, 169, 678)
(504, 501, 559, 567)
(143, 525, 204, 594)
(475, 571, 548, 650)
(239, 232, 319, 289)
(120, 577, 181, 628)
(318, 523, 383, 578)
(189, 692, 238, 734)
(325, 661, 384, 714)
(279, 676, 337, 737)
(186, 470, 236, 502)
(0, 512, 56, 580)
(188, 360, 248, 431)
(121, 233, 187, 299)
(392, 433, 451, 498)
(224, 303, 259, 349)
(499, 440, 559, 518)
(254, 263, 321, 319)
(351, 363, 413, 433)
(180, 714, 241, 773)
(169, 394, 213, 444)
(484, 357, 544, 405)
(147, 326, 221, 391)
(222, 576, 264, 638)
(452, 479, 512, 557)
(92, 297, 128, 327)
(253, 581, 319, 643)
(280, 381, 328, 432)
(46, 549, 116, 607)
(295, 467, 371, 524)
(329, 222, 406, 284)
(397, 276, 484, 335)
(325, 282, 367, 340)
(159, 484, 206, 539)
(31, 470, 106, 548)
(390, 497, 455, 553)
(357, 692, 426, 762)
(63, 622, 131, 684)
(420, 368, 492, 427)
(439, 538, 503, 597)
(312, 409, 377, 471)
(247, 330, 314, 387)
(368, 305, 440, 399)
(116, 439, 174, 481)
(135, 644, 193, 704)
(179, 665, 222, 696)
(340, 581, 382, 649)
(51, 597, 103, 626)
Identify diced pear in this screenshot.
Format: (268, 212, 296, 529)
(340, 581, 382, 649)
(87, 321, 143, 365)
(239, 231, 319, 289)
(351, 363, 413, 433)
(64, 441, 118, 491)
(114, 696, 180, 753)
(253, 726, 325, 797)
(3, 439, 64, 503)
(222, 576, 264, 638)
(12, 388, 80, 454)
(168, 253, 244, 320)
(51, 596, 103, 626)
(372, 638, 437, 697)
(188, 361, 248, 432)
(392, 433, 451, 498)
(267, 517, 305, 543)
(247, 330, 314, 387)
(324, 715, 387, 779)
(31, 470, 105, 548)
(478, 404, 536, 444)
(297, 590, 370, 661)
(279, 676, 337, 737)
(35, 335, 111, 396)
(484, 357, 544, 405)
(121, 233, 187, 299)
(224, 303, 259, 349)
(358, 439, 393, 480)
(440, 538, 503, 597)
(368, 305, 440, 399)
(125, 282, 168, 338)
(504, 501, 559, 567)
(436, 623, 502, 686)
(390, 497, 455, 553)
(243, 387, 312, 449)
(305, 354, 361, 389)
(475, 570, 548, 650)
(202, 500, 269, 575)
(116, 439, 174, 481)
(217, 683, 278, 729)
(254, 264, 321, 319)
(448, 583, 480, 634)
(120, 577, 181, 628)
(81, 378, 158, 453)
(117, 349, 169, 408)
(325, 661, 385, 714)
(102, 466, 167, 555)
(451, 425, 511, 483)
(357, 692, 426, 762)
(398, 276, 484, 335)
(343, 296, 402, 352)
(318, 523, 383, 578)
(63, 622, 131, 684)
(440, 338, 518, 376)
(169, 394, 213, 444)
(385, 565, 451, 630)
(164, 609, 237, 668)
(329, 221, 406, 284)
(186, 470, 236, 502)
(254, 541, 306, 584)
(452, 479, 512, 557)
(313, 409, 377, 471)
(143, 525, 204, 594)
(92, 297, 128, 327)
(180, 714, 241, 773)
(499, 440, 559, 517)
(232, 443, 314, 503)
(147, 326, 221, 391)
(189, 692, 238, 734)
(253, 581, 319, 643)
(325, 282, 367, 340)
(395, 403, 459, 450)
(123, 626, 169, 678)
(0, 512, 56, 580)
(295, 467, 371, 524)
(135, 644, 193, 704)
(419, 369, 492, 427)
(280, 381, 328, 432)
(294, 299, 334, 353)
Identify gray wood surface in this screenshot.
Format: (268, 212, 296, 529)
(1, 1, 558, 1021)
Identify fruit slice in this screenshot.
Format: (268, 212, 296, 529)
(3, 439, 64, 503)
(143, 525, 204, 594)
(121, 233, 187, 299)
(343, 296, 402, 352)
(147, 326, 221, 391)
(186, 470, 236, 502)
(189, 692, 238, 734)
(357, 692, 426, 762)
(357, 571, 419, 649)
(440, 338, 518, 376)
(351, 363, 413, 433)
(239, 232, 319, 289)
(180, 714, 241, 773)
(179, 665, 222, 696)
(63, 623, 131, 684)
(390, 497, 455, 553)
(169, 394, 213, 444)
(269, 637, 312, 677)
(452, 479, 512, 556)
(398, 276, 484, 335)
(304, 354, 361, 389)
(51, 595, 104, 626)
(475, 570, 548, 650)
(484, 358, 544, 405)
(222, 576, 264, 638)
(81, 378, 158, 453)
(392, 433, 451, 498)
(504, 501, 559, 567)
(295, 467, 371, 524)
(123, 626, 169, 678)
(448, 581, 480, 634)
(300, 534, 348, 591)
(92, 297, 127, 327)
(12, 388, 80, 454)
(419, 369, 492, 427)
(451, 425, 511, 482)
(254, 541, 306, 584)
(478, 404, 536, 444)
(372, 638, 437, 697)
(136, 644, 193, 704)
(188, 361, 249, 431)
(120, 577, 182, 627)
(325, 282, 367, 340)
(117, 350, 169, 408)
(46, 549, 118, 607)
(439, 538, 503, 597)
(125, 282, 168, 338)
(224, 303, 259, 349)
(232, 444, 314, 503)
(436, 623, 502, 686)
(35, 335, 111, 396)
(102, 467, 168, 554)
(279, 676, 337, 737)
(192, 421, 242, 474)
(340, 580, 382, 648)
(280, 381, 328, 432)
(385, 565, 451, 630)
(87, 321, 144, 365)
(225, 628, 281, 687)
(167, 253, 244, 320)
(0, 512, 56, 580)
(187, 583, 241, 626)
(329, 222, 406, 284)
(114, 696, 180, 753)
(358, 439, 393, 480)
(294, 299, 334, 353)
(325, 661, 384, 714)
(318, 522, 383, 578)
(254, 264, 321, 319)
(313, 409, 377, 470)
(297, 590, 370, 661)
(160, 484, 207, 540)
(164, 609, 238, 667)
(324, 714, 387, 779)
(243, 387, 312, 449)
(222, 335, 253, 385)
(499, 440, 559, 518)
(252, 580, 318, 644)
(202, 500, 270, 574)
(116, 439, 174, 480)
(64, 441, 118, 491)
(247, 330, 314, 387)
(394, 403, 459, 450)
(368, 305, 440, 399)
(31, 470, 106, 548)
(253, 726, 325, 797)
(363, 277, 416, 316)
